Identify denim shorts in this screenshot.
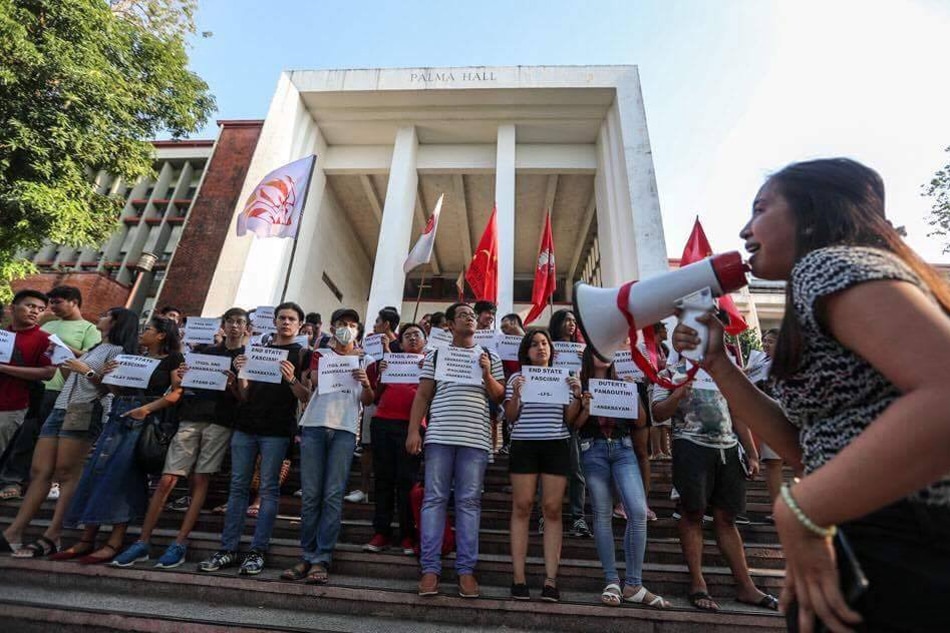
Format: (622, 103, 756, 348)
(38, 407, 104, 442)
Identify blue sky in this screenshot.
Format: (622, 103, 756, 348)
(185, 0, 950, 262)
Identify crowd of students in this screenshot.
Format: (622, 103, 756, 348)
(1, 157, 949, 632)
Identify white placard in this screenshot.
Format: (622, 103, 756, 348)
(381, 352, 424, 384)
(251, 306, 277, 335)
(588, 378, 639, 418)
(496, 333, 522, 362)
(47, 334, 75, 365)
(691, 368, 720, 391)
(363, 333, 386, 361)
(318, 354, 360, 394)
(183, 317, 219, 345)
(101, 355, 162, 389)
(238, 345, 288, 384)
(181, 353, 231, 391)
(612, 350, 646, 382)
(0, 330, 14, 364)
(473, 330, 499, 351)
(553, 341, 585, 372)
(434, 346, 483, 386)
(426, 328, 454, 350)
(521, 366, 571, 405)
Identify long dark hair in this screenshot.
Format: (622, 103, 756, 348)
(579, 344, 614, 390)
(105, 308, 140, 355)
(768, 158, 950, 377)
(148, 316, 182, 356)
(517, 328, 553, 367)
(548, 309, 579, 343)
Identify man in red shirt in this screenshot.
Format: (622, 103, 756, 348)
(0, 290, 55, 454)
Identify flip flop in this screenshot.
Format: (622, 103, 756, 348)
(0, 532, 18, 553)
(688, 591, 720, 612)
(306, 564, 329, 585)
(0, 484, 23, 500)
(737, 593, 779, 611)
(280, 561, 312, 581)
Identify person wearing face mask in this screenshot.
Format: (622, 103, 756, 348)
(280, 308, 373, 585)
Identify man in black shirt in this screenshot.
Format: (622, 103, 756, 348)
(112, 308, 249, 569)
(198, 302, 309, 576)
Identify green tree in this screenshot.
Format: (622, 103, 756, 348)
(924, 146, 950, 253)
(0, 0, 215, 300)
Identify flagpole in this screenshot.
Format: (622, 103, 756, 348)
(279, 155, 317, 303)
(412, 266, 427, 322)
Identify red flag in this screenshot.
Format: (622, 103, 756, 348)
(525, 211, 556, 324)
(680, 217, 748, 336)
(465, 207, 498, 302)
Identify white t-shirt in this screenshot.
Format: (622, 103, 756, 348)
(298, 349, 372, 435)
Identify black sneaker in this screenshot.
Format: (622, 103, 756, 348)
(571, 518, 592, 537)
(511, 582, 530, 600)
(541, 584, 560, 603)
(239, 550, 265, 575)
(197, 550, 239, 572)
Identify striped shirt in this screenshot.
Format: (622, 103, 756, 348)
(505, 372, 571, 441)
(421, 344, 504, 452)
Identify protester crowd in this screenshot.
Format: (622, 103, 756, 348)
(0, 157, 948, 632)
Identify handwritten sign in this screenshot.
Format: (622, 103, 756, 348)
(426, 328, 454, 350)
(318, 354, 360, 394)
(238, 345, 288, 384)
(473, 330, 499, 351)
(102, 355, 162, 389)
(251, 306, 277, 335)
(434, 346, 482, 386)
(183, 317, 219, 345)
(47, 334, 75, 365)
(613, 350, 646, 382)
(0, 330, 14, 364)
(691, 368, 720, 391)
(521, 366, 570, 405)
(496, 333, 522, 362)
(181, 353, 231, 391)
(381, 353, 424, 384)
(588, 378, 638, 418)
(363, 333, 386, 362)
(553, 341, 585, 372)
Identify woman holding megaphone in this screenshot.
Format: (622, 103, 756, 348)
(672, 158, 950, 633)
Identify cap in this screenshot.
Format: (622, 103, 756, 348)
(330, 308, 360, 325)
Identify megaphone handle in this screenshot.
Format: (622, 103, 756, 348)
(678, 308, 709, 363)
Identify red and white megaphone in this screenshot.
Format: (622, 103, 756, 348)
(573, 252, 749, 366)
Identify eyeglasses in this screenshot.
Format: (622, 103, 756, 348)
(403, 331, 424, 340)
(454, 312, 477, 321)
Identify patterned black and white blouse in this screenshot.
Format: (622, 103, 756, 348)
(773, 246, 950, 507)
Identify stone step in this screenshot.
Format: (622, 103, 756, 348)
(0, 558, 785, 633)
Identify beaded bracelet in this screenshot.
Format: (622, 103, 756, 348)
(780, 482, 836, 538)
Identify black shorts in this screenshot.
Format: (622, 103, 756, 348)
(509, 438, 571, 476)
(672, 438, 746, 516)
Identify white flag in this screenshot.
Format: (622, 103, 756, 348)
(403, 194, 443, 273)
(236, 155, 316, 239)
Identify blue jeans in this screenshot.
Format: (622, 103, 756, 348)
(580, 436, 648, 586)
(419, 443, 489, 576)
(298, 426, 356, 566)
(220, 430, 290, 552)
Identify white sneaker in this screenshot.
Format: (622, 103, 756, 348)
(46, 483, 60, 501)
(344, 489, 367, 503)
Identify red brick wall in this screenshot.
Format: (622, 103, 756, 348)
(156, 120, 263, 317)
(11, 272, 130, 322)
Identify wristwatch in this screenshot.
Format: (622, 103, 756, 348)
(84, 369, 96, 379)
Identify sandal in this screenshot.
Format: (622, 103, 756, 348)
(49, 539, 95, 561)
(600, 582, 622, 607)
(12, 536, 58, 559)
(280, 561, 312, 581)
(623, 585, 671, 609)
(0, 484, 23, 500)
(688, 591, 720, 612)
(212, 503, 228, 515)
(306, 564, 329, 585)
(737, 593, 779, 611)
(0, 532, 20, 553)
(77, 543, 118, 565)
(246, 504, 260, 518)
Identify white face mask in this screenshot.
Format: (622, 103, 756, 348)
(334, 326, 355, 346)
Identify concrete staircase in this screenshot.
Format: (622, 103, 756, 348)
(0, 455, 786, 632)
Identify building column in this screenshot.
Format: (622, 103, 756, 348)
(366, 126, 418, 321)
(495, 124, 516, 317)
